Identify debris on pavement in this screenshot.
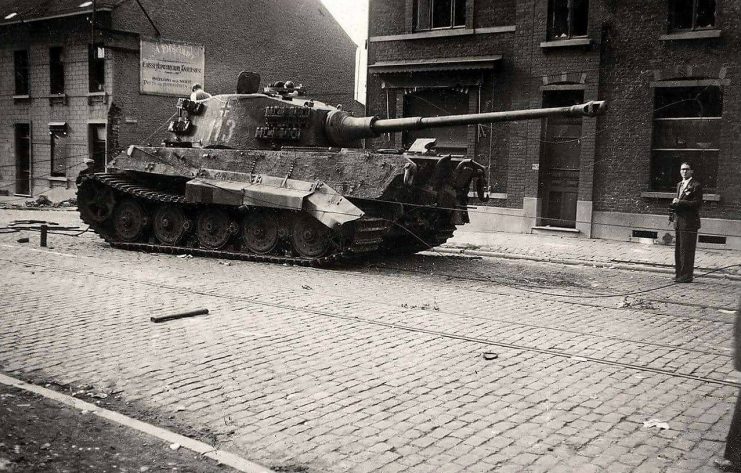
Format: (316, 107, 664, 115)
(176, 254, 193, 259)
(482, 352, 498, 360)
(302, 284, 313, 290)
(17, 237, 29, 243)
(169, 443, 181, 450)
(643, 419, 670, 430)
(618, 297, 656, 309)
(150, 308, 209, 323)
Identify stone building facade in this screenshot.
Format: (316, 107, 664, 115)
(367, 0, 741, 248)
(0, 0, 357, 199)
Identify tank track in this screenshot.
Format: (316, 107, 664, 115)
(78, 174, 392, 267)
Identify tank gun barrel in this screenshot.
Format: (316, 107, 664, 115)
(324, 101, 606, 147)
(371, 101, 607, 134)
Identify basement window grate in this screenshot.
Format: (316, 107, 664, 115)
(632, 230, 658, 239)
(698, 235, 726, 244)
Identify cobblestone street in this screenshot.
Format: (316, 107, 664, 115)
(2, 209, 740, 472)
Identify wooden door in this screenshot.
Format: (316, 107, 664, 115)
(540, 117, 582, 227)
(540, 90, 583, 228)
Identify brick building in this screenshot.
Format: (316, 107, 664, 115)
(367, 0, 741, 249)
(0, 0, 357, 199)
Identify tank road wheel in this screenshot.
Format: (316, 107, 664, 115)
(196, 208, 236, 249)
(153, 205, 190, 246)
(242, 211, 279, 254)
(112, 199, 149, 242)
(78, 181, 115, 223)
(290, 214, 331, 258)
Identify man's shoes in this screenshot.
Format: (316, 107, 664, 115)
(675, 276, 693, 283)
(714, 458, 741, 472)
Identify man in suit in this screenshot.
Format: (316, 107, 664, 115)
(670, 162, 702, 283)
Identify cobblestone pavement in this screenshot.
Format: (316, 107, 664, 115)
(1, 208, 741, 472)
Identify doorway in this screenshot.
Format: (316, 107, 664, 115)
(539, 90, 584, 228)
(89, 124, 107, 172)
(15, 123, 31, 195)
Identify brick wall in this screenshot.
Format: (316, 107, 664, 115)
(0, 0, 358, 196)
(0, 17, 109, 195)
(594, 0, 741, 220)
(367, 0, 741, 225)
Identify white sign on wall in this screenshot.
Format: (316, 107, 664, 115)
(140, 38, 205, 96)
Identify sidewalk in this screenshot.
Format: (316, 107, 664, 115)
(2, 197, 740, 278)
(443, 229, 741, 278)
(0, 375, 266, 473)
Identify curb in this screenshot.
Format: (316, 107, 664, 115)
(436, 246, 741, 282)
(0, 372, 275, 473)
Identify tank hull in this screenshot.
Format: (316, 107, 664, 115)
(77, 146, 475, 265)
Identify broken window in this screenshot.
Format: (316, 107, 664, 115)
(49, 47, 64, 95)
(547, 0, 589, 40)
(14, 50, 29, 95)
(669, 0, 716, 31)
(651, 86, 721, 191)
(88, 44, 105, 92)
(415, 0, 466, 30)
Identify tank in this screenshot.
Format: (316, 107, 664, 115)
(77, 72, 606, 266)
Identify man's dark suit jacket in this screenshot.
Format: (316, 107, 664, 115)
(671, 178, 703, 231)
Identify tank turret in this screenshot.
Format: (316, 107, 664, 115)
(77, 72, 607, 266)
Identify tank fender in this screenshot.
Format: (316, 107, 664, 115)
(184, 171, 363, 229)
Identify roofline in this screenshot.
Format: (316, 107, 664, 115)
(0, 7, 113, 26)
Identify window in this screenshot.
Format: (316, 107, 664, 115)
(89, 124, 106, 172)
(414, 0, 466, 31)
(669, 0, 716, 31)
(14, 50, 29, 95)
(403, 88, 469, 154)
(49, 47, 64, 94)
(651, 86, 722, 191)
(50, 124, 68, 177)
(15, 124, 31, 195)
(547, 0, 589, 40)
(88, 44, 105, 92)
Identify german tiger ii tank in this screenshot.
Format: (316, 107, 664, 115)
(78, 72, 606, 266)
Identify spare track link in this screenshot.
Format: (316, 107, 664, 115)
(80, 174, 386, 267)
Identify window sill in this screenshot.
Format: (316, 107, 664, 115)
(88, 91, 108, 105)
(659, 29, 721, 41)
(467, 192, 507, 200)
(47, 176, 67, 182)
(641, 191, 721, 202)
(48, 94, 67, 106)
(540, 37, 592, 49)
(13, 94, 30, 101)
(369, 26, 515, 43)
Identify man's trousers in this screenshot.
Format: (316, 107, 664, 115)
(675, 229, 698, 280)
